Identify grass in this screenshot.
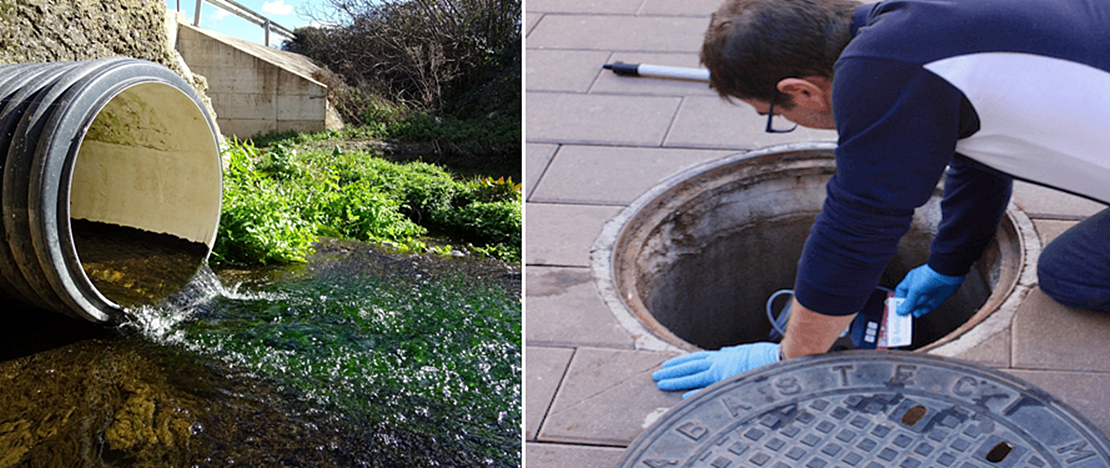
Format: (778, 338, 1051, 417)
(213, 137, 521, 266)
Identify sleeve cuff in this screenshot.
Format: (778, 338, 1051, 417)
(926, 254, 973, 278)
(793, 275, 873, 317)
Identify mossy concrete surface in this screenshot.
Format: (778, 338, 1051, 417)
(0, 0, 175, 65)
(0, 0, 214, 125)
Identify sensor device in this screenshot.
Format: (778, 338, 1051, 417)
(850, 288, 912, 349)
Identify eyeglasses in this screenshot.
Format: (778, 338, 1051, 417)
(765, 91, 798, 134)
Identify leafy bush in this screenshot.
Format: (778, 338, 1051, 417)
(252, 112, 519, 151)
(213, 139, 521, 265)
(299, 175, 427, 243)
(453, 200, 521, 247)
(388, 113, 520, 146)
(214, 140, 317, 265)
(473, 176, 522, 202)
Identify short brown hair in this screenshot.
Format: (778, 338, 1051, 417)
(701, 0, 859, 108)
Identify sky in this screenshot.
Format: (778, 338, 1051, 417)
(166, 0, 336, 47)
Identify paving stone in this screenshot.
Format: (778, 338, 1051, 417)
(949, 328, 1011, 369)
(527, 15, 708, 52)
(526, 267, 634, 348)
(526, 49, 610, 92)
(538, 347, 682, 445)
(526, 346, 575, 441)
(527, 93, 681, 146)
(527, 0, 646, 15)
(665, 95, 839, 150)
(1012, 288, 1110, 372)
(593, 52, 716, 97)
(526, 11, 542, 36)
(639, 0, 721, 16)
(526, 203, 624, 267)
(1033, 219, 1079, 248)
(1012, 181, 1108, 219)
(518, 0, 1110, 454)
(526, 442, 626, 468)
(1003, 369, 1110, 438)
(527, 144, 559, 200)
(527, 144, 733, 205)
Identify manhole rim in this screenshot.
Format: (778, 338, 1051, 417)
(589, 141, 1041, 354)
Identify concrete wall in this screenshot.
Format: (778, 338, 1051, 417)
(0, 0, 214, 125)
(0, 0, 342, 140)
(175, 21, 342, 138)
(0, 0, 177, 65)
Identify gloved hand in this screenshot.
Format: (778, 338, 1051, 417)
(653, 342, 780, 398)
(894, 264, 965, 318)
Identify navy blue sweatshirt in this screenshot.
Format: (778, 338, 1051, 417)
(794, 0, 1110, 315)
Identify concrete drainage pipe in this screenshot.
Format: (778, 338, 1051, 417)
(0, 58, 222, 322)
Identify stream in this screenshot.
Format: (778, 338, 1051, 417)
(0, 237, 522, 467)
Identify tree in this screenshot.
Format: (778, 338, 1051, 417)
(287, 0, 521, 118)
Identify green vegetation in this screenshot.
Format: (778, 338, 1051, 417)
(178, 261, 522, 466)
(215, 0, 523, 268)
(213, 137, 521, 266)
(251, 111, 520, 155)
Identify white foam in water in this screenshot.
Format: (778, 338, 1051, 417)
(120, 265, 220, 340)
(121, 265, 286, 342)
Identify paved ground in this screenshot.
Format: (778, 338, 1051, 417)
(523, 1, 1110, 467)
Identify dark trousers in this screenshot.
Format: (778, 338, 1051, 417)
(1038, 207, 1110, 313)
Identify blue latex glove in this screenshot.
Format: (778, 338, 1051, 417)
(653, 342, 780, 398)
(894, 264, 965, 318)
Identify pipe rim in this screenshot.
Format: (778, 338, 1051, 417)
(0, 64, 59, 305)
(2, 59, 127, 319)
(4, 58, 221, 322)
(62, 61, 221, 321)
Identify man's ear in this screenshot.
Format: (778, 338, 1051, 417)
(777, 77, 832, 111)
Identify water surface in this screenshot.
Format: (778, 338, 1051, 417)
(0, 238, 522, 467)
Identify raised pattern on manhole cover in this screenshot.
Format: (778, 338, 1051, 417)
(618, 352, 1110, 468)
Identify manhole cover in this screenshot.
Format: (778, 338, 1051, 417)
(619, 352, 1110, 468)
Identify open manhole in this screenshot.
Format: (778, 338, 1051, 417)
(616, 351, 1110, 467)
(591, 142, 1039, 354)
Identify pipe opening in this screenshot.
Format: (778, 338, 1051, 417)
(605, 144, 1027, 352)
(69, 82, 221, 308)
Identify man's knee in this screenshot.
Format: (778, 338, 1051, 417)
(1038, 263, 1083, 308)
(1038, 245, 1110, 313)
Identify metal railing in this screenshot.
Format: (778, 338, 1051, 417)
(190, 0, 296, 47)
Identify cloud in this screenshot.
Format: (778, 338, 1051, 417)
(262, 0, 295, 16)
(208, 8, 230, 22)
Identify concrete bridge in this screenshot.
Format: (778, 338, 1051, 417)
(164, 10, 342, 139)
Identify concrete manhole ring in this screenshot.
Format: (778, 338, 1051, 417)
(590, 142, 1040, 355)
